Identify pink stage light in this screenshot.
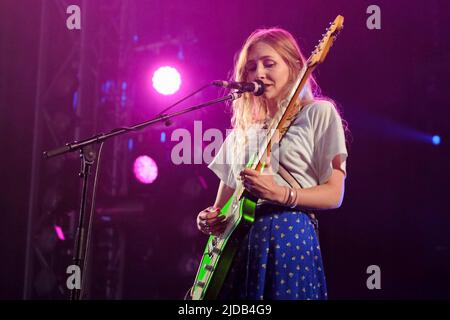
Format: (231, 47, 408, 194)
(133, 155, 158, 184)
(152, 66, 181, 95)
(54, 225, 65, 241)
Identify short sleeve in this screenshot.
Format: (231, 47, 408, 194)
(310, 100, 348, 184)
(207, 130, 237, 189)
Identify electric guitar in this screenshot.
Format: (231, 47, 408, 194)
(188, 15, 344, 300)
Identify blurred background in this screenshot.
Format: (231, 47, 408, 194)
(0, 0, 449, 299)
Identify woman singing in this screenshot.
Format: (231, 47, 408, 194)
(196, 27, 348, 300)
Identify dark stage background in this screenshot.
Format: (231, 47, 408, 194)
(1, 0, 449, 299)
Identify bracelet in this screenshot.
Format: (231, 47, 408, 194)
(284, 186, 290, 205)
(285, 188, 297, 208)
(285, 187, 292, 206)
(289, 188, 296, 207)
(290, 188, 298, 208)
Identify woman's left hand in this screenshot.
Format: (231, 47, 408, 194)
(239, 167, 282, 203)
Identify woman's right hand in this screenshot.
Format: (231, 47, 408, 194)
(196, 206, 227, 236)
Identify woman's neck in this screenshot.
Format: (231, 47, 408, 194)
(267, 99, 278, 118)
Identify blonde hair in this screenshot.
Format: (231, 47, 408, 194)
(227, 28, 350, 167)
(230, 27, 319, 132)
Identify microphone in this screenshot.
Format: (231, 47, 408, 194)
(212, 79, 265, 96)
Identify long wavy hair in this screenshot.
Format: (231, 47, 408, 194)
(230, 27, 320, 132)
(228, 28, 350, 164)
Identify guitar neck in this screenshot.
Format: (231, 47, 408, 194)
(238, 14, 344, 197)
(251, 63, 314, 173)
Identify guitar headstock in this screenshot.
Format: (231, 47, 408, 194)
(307, 15, 344, 67)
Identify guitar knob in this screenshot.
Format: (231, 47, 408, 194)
(197, 281, 206, 288)
(204, 264, 214, 271)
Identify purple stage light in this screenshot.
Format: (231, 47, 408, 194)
(133, 155, 158, 184)
(54, 225, 65, 241)
(152, 66, 181, 95)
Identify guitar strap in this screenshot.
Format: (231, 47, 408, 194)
(274, 102, 319, 234)
(277, 164, 319, 235)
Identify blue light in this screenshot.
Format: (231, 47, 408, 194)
(178, 48, 185, 61)
(432, 135, 440, 145)
(128, 138, 134, 151)
(121, 94, 127, 108)
(121, 82, 128, 108)
(72, 91, 78, 111)
(101, 80, 114, 93)
(160, 132, 166, 143)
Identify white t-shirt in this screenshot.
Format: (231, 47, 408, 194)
(208, 100, 348, 196)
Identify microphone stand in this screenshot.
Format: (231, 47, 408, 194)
(44, 91, 242, 300)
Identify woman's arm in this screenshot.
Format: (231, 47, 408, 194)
(241, 154, 346, 210)
(212, 180, 236, 209)
(276, 155, 346, 210)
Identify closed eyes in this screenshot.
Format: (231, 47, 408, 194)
(245, 60, 276, 72)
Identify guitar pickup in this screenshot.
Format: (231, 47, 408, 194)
(207, 245, 222, 258)
(207, 241, 213, 258)
(207, 237, 221, 258)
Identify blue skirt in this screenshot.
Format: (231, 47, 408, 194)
(218, 204, 327, 300)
